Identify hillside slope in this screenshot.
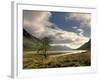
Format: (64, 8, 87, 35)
(23, 29, 41, 51)
(78, 40, 91, 50)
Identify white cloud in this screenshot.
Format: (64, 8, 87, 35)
(72, 26, 78, 29)
(77, 29, 84, 36)
(54, 29, 89, 49)
(23, 10, 51, 34)
(77, 14, 89, 21)
(65, 13, 91, 26)
(65, 13, 91, 37)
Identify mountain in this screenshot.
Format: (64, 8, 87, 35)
(23, 29, 41, 51)
(23, 29, 41, 42)
(23, 29, 32, 39)
(77, 40, 91, 50)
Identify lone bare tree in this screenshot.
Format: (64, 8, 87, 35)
(37, 37, 52, 58)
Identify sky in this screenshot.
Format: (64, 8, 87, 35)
(50, 12, 91, 37)
(23, 10, 91, 49)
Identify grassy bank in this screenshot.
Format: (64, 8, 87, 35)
(23, 51, 91, 69)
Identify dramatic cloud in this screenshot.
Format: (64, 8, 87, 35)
(44, 28, 89, 49)
(65, 13, 91, 27)
(23, 10, 51, 34)
(65, 13, 91, 37)
(23, 11, 89, 49)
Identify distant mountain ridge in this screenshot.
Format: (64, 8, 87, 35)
(77, 40, 91, 50)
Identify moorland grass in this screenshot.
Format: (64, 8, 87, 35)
(23, 51, 91, 69)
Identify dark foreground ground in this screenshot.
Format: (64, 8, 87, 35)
(23, 51, 91, 69)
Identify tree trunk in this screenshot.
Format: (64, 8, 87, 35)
(44, 49, 47, 58)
